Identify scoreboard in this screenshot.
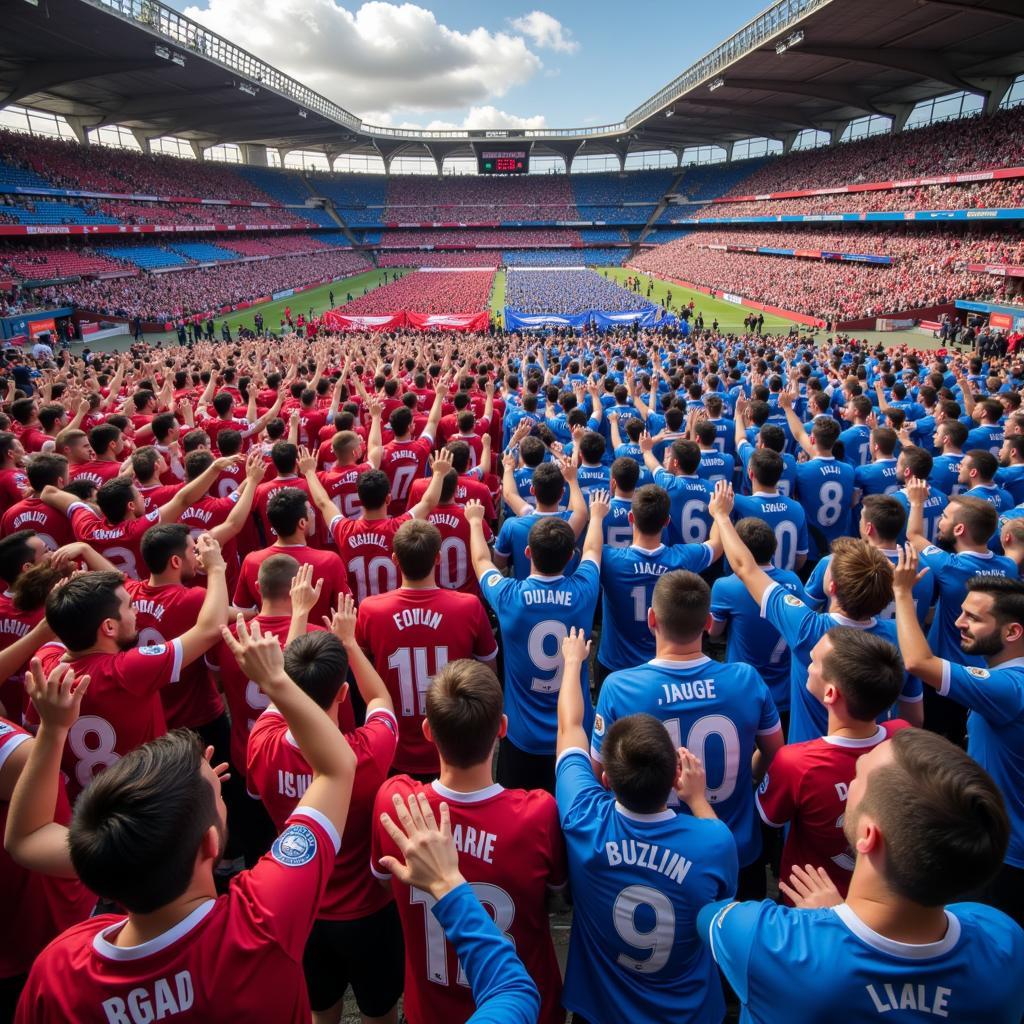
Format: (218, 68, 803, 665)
(478, 149, 529, 174)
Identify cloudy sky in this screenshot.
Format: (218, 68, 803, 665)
(164, 0, 770, 129)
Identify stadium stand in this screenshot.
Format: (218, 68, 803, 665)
(340, 268, 494, 314)
(506, 267, 656, 313)
(101, 245, 191, 271)
(166, 241, 242, 263)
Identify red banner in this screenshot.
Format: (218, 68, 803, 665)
(322, 310, 490, 332)
(405, 312, 490, 332)
(967, 263, 1024, 278)
(323, 311, 406, 332)
(28, 318, 57, 338)
(990, 313, 1014, 329)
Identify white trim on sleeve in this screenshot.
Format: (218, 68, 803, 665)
(291, 805, 342, 854)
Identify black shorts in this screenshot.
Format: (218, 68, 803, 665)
(303, 902, 404, 1015)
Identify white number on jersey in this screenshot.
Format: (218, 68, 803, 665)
(613, 884, 675, 974)
(388, 646, 450, 717)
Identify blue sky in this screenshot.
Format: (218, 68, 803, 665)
(164, 0, 771, 128)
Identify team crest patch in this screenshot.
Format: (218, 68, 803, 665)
(966, 667, 991, 679)
(272, 824, 317, 866)
(138, 644, 167, 656)
(784, 595, 803, 607)
(758, 773, 770, 794)
(593, 714, 605, 736)
(0, 721, 14, 739)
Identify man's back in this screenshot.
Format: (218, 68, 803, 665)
(427, 503, 491, 596)
(793, 457, 854, 553)
(733, 492, 809, 572)
(381, 436, 432, 514)
(329, 514, 408, 600)
(0, 497, 72, 550)
(234, 544, 347, 624)
(651, 468, 712, 545)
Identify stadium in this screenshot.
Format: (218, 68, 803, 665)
(3, 0, 1024, 1022)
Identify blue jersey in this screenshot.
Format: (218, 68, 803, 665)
(733, 492, 809, 572)
(941, 657, 1024, 866)
(494, 509, 573, 580)
(577, 464, 610, 502)
(480, 562, 599, 754)
(966, 422, 1004, 456)
(652, 468, 712, 545)
(804, 550, 934, 625)
(707, 417, 736, 455)
(602, 496, 633, 548)
(930, 453, 966, 496)
(699, 898, 1024, 1024)
(965, 483, 1014, 514)
(920, 546, 1017, 665)
(996, 464, 1024, 505)
(593, 657, 780, 865)
(737, 440, 795, 498)
(760, 582, 921, 744)
(793, 457, 855, 554)
(711, 567, 806, 711)
(892, 486, 947, 546)
(556, 748, 737, 1024)
(598, 542, 715, 672)
(910, 413, 939, 454)
(838, 424, 871, 466)
(853, 458, 899, 498)
(697, 449, 735, 486)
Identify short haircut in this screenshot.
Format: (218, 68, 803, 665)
(393, 520, 441, 581)
(854, 728, 1008, 905)
(218, 429, 242, 457)
(940, 420, 968, 448)
(151, 412, 177, 444)
(425, 660, 503, 769)
(131, 445, 161, 482)
(631, 485, 669, 535)
(872, 427, 898, 457)
(283, 631, 348, 709)
(758, 424, 786, 453)
(811, 417, 840, 450)
(669, 439, 700, 475)
(610, 456, 639, 493)
(70, 730, 218, 913)
(96, 477, 135, 524)
(26, 452, 67, 492)
(63, 477, 97, 502)
(519, 436, 545, 467)
(652, 571, 710, 644)
(356, 469, 391, 511)
(184, 449, 214, 481)
(899, 445, 933, 481)
(257, 553, 300, 600)
(822, 627, 904, 720)
(736, 517, 775, 565)
(0, 530, 36, 586)
(389, 407, 413, 436)
(89, 423, 120, 457)
(140, 523, 190, 574)
(602, 713, 678, 814)
(45, 569, 125, 652)
(965, 448, 998, 482)
(439, 469, 458, 504)
(182, 429, 209, 453)
(266, 488, 309, 538)
(332, 430, 361, 461)
(447, 441, 471, 474)
(526, 517, 576, 575)
(531, 462, 565, 507)
(749, 448, 783, 487)
(271, 441, 298, 475)
(860, 495, 906, 543)
(828, 537, 894, 620)
(578, 430, 605, 464)
(965, 574, 1024, 627)
(948, 495, 998, 546)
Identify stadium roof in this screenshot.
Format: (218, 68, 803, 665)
(3, 0, 1024, 170)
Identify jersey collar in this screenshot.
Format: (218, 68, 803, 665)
(649, 656, 712, 670)
(831, 613, 877, 629)
(614, 803, 676, 824)
(93, 900, 216, 961)
(529, 573, 565, 582)
(822, 725, 887, 748)
(431, 780, 504, 803)
(630, 544, 665, 556)
(833, 904, 961, 960)
(993, 656, 1024, 670)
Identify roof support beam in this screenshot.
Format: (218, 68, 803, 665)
(963, 75, 1016, 115)
(922, 0, 1024, 23)
(0, 59, 160, 109)
(721, 78, 889, 117)
(789, 47, 977, 95)
(63, 115, 101, 146)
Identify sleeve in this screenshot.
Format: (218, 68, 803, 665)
(362, 710, 399, 776)
(756, 677, 781, 735)
(754, 747, 799, 827)
(918, 545, 951, 572)
(939, 661, 1024, 723)
(471, 600, 499, 661)
(555, 746, 606, 830)
(590, 682, 616, 762)
(539, 793, 568, 890)
(234, 806, 340, 961)
(709, 578, 731, 624)
(68, 503, 99, 538)
(430, 883, 541, 1024)
(760, 581, 814, 650)
(479, 568, 511, 610)
(118, 638, 184, 696)
(696, 899, 767, 1005)
(370, 778, 401, 881)
(493, 521, 513, 558)
(803, 560, 828, 609)
(232, 561, 258, 610)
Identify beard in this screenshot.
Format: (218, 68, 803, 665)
(961, 631, 1004, 658)
(934, 534, 957, 552)
(117, 632, 140, 651)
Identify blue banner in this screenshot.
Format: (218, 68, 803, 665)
(670, 208, 1024, 227)
(504, 308, 677, 331)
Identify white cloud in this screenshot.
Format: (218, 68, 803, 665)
(358, 105, 546, 130)
(182, 0, 546, 116)
(508, 11, 578, 54)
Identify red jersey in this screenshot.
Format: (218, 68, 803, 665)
(252, 476, 318, 547)
(755, 719, 910, 900)
(371, 777, 565, 1024)
(15, 808, 339, 1024)
(69, 459, 122, 489)
(407, 472, 495, 521)
(330, 513, 408, 602)
(211, 461, 244, 499)
(0, 590, 44, 722)
(136, 482, 181, 516)
(0, 496, 73, 550)
(380, 435, 433, 514)
(233, 544, 349, 626)
(178, 492, 242, 590)
(247, 706, 397, 920)
(197, 414, 254, 453)
(355, 588, 497, 775)
(295, 408, 326, 448)
(68, 502, 161, 580)
(19, 426, 53, 454)
(319, 463, 370, 524)
(0, 467, 28, 515)
(0, 718, 95, 979)
(29, 638, 182, 801)
(126, 580, 223, 730)
(425, 504, 492, 597)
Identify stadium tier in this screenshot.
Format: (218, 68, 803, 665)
(506, 268, 657, 314)
(502, 248, 629, 266)
(375, 251, 501, 268)
(338, 268, 494, 315)
(100, 245, 190, 270)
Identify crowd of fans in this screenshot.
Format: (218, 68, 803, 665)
(502, 248, 629, 266)
(505, 268, 655, 313)
(379, 228, 585, 247)
(339, 268, 494, 314)
(375, 251, 500, 268)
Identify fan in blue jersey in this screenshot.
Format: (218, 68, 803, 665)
(732, 448, 808, 573)
(960, 448, 1015, 513)
(709, 482, 924, 745)
(556, 628, 738, 1024)
(710, 517, 808, 717)
(503, 432, 547, 513)
(470, 490, 607, 795)
(693, 417, 736, 485)
(702, 394, 736, 455)
(891, 444, 946, 545)
(597, 484, 722, 683)
(593, 566, 783, 896)
(779, 396, 855, 555)
(851, 428, 900, 505)
(376, 796, 541, 1024)
(837, 395, 874, 467)
(996, 435, 1024, 505)
(733, 408, 796, 498)
(965, 398, 1005, 456)
(495, 459, 587, 580)
(929, 418, 968, 495)
(895, 552, 1024, 925)
(603, 457, 639, 549)
(700, 727, 1024, 1023)
(608, 415, 654, 487)
(575, 431, 611, 500)
(639, 432, 713, 546)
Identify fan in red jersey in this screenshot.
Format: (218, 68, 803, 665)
(406, 439, 497, 524)
(195, 385, 284, 454)
(425, 471, 493, 597)
(371, 659, 566, 1024)
(67, 423, 125, 489)
(0, 433, 29, 519)
(248, 598, 404, 1023)
(757, 628, 910, 903)
(379, 381, 446, 514)
(0, 531, 49, 720)
(6, 613, 358, 1024)
(0, 454, 73, 551)
(357, 520, 497, 779)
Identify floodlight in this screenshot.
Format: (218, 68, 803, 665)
(238, 82, 258, 96)
(154, 44, 170, 59)
(708, 78, 725, 92)
(171, 52, 186, 67)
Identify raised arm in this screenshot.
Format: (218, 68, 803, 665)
(893, 545, 943, 688)
(408, 448, 455, 520)
(465, 500, 498, 580)
(422, 378, 447, 442)
(581, 489, 610, 566)
(556, 628, 591, 756)
(300, 446, 342, 525)
(708, 481, 776, 606)
(903, 477, 931, 553)
(779, 389, 814, 458)
(561, 454, 588, 539)
(156, 454, 242, 524)
(639, 431, 662, 477)
(209, 450, 267, 547)
(174, 535, 229, 666)
(324, 593, 394, 717)
(501, 453, 531, 517)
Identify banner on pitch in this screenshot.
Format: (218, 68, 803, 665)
(504, 308, 673, 331)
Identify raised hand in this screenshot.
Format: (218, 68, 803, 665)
(220, 614, 285, 683)
(289, 563, 323, 618)
(707, 479, 735, 519)
(323, 593, 357, 646)
(778, 864, 843, 909)
(463, 498, 486, 524)
(561, 626, 591, 666)
(25, 658, 90, 731)
(673, 748, 707, 806)
(893, 544, 927, 595)
(195, 532, 225, 573)
(378, 794, 465, 901)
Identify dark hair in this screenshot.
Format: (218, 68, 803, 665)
(651, 571, 710, 643)
(578, 430, 605, 464)
(736, 517, 775, 565)
(899, 445, 933, 481)
(45, 569, 125, 651)
(270, 441, 298, 475)
(631, 485, 669, 535)
(425, 659, 503, 768)
(966, 448, 998, 483)
(140, 523, 190, 574)
(182, 429, 209, 453)
(389, 407, 413, 437)
(749, 448, 783, 487)
(96, 477, 136, 524)
(0, 529, 37, 586)
(284, 631, 348, 709)
(939, 419, 968, 449)
(526, 517, 576, 575)
(948, 495, 998, 546)
(63, 477, 97, 502)
(871, 427, 898, 457)
(131, 446, 162, 483)
(602, 713, 677, 814)
(151, 412, 177, 444)
(531, 462, 565, 507)
(822, 627, 904, 720)
(25, 452, 67, 492)
(356, 469, 391, 511)
(965, 574, 1024, 627)
(393, 520, 441, 581)
(610, 456, 639, 493)
(218, 429, 242, 457)
(266, 488, 309, 538)
(257, 553, 300, 600)
(447, 441, 471, 474)
(89, 423, 120, 457)
(860, 495, 906, 543)
(70, 730, 218, 913)
(669, 439, 700, 475)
